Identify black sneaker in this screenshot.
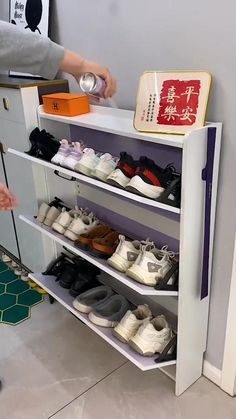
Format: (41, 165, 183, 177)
(125, 156, 175, 200)
(106, 152, 136, 188)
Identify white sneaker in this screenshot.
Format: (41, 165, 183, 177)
(113, 304, 152, 343)
(92, 153, 117, 181)
(106, 168, 131, 188)
(64, 213, 99, 241)
(21, 271, 29, 282)
(52, 207, 85, 234)
(11, 260, 18, 268)
(14, 267, 22, 276)
(52, 208, 73, 234)
(126, 245, 176, 286)
(129, 315, 172, 356)
(107, 235, 153, 273)
(1, 253, 11, 263)
(61, 142, 84, 170)
(74, 148, 100, 176)
(51, 139, 71, 165)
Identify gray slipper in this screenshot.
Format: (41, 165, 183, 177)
(73, 285, 113, 313)
(88, 294, 131, 328)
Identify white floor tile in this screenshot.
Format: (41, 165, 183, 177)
(0, 300, 125, 419)
(51, 362, 236, 419)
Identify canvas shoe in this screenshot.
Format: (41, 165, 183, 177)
(51, 139, 71, 165)
(61, 141, 84, 170)
(64, 213, 99, 241)
(126, 157, 175, 199)
(73, 285, 114, 313)
(74, 148, 100, 176)
(107, 235, 153, 273)
(126, 245, 176, 286)
(1, 253, 11, 263)
(92, 153, 117, 181)
(106, 152, 136, 188)
(89, 294, 131, 328)
(113, 304, 152, 343)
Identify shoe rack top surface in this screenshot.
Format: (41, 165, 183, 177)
(38, 105, 185, 148)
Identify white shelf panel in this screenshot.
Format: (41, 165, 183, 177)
(20, 215, 178, 297)
(8, 148, 180, 214)
(29, 273, 176, 371)
(38, 105, 185, 148)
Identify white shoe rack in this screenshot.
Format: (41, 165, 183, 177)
(8, 104, 222, 395)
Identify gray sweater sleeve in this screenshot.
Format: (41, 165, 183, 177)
(0, 20, 65, 79)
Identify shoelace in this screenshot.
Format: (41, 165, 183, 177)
(158, 245, 177, 260)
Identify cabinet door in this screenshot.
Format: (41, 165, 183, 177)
(0, 88, 25, 123)
(0, 152, 19, 258)
(2, 119, 50, 271)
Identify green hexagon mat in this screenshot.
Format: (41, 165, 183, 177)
(0, 262, 44, 325)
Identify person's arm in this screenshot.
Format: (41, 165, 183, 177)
(0, 21, 116, 97)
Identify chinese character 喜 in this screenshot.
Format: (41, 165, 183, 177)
(162, 86, 180, 103)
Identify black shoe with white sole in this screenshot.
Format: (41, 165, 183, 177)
(126, 157, 175, 200)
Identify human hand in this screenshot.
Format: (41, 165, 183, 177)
(0, 183, 18, 211)
(60, 50, 116, 98)
(78, 59, 116, 98)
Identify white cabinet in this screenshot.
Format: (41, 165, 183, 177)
(0, 76, 68, 270)
(8, 105, 222, 395)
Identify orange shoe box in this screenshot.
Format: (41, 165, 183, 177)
(42, 93, 90, 117)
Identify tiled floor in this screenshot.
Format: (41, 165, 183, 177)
(0, 300, 235, 419)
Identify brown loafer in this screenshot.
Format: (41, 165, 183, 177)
(92, 231, 120, 256)
(75, 224, 112, 249)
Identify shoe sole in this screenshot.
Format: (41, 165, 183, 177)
(92, 169, 109, 182)
(126, 266, 157, 286)
(64, 230, 78, 241)
(88, 311, 118, 328)
(44, 218, 56, 227)
(52, 223, 66, 234)
(75, 163, 94, 176)
(126, 176, 164, 199)
(37, 215, 46, 223)
(129, 340, 154, 356)
(72, 300, 92, 313)
(106, 178, 128, 189)
(107, 254, 132, 273)
(112, 327, 130, 343)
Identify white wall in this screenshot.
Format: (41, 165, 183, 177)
(1, 0, 235, 370)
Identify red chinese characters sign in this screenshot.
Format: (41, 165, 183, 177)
(157, 80, 201, 126)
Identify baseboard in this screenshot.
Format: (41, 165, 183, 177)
(203, 360, 222, 387)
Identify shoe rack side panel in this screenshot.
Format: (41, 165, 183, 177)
(176, 124, 221, 396)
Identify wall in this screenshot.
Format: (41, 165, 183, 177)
(1, 0, 235, 370)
